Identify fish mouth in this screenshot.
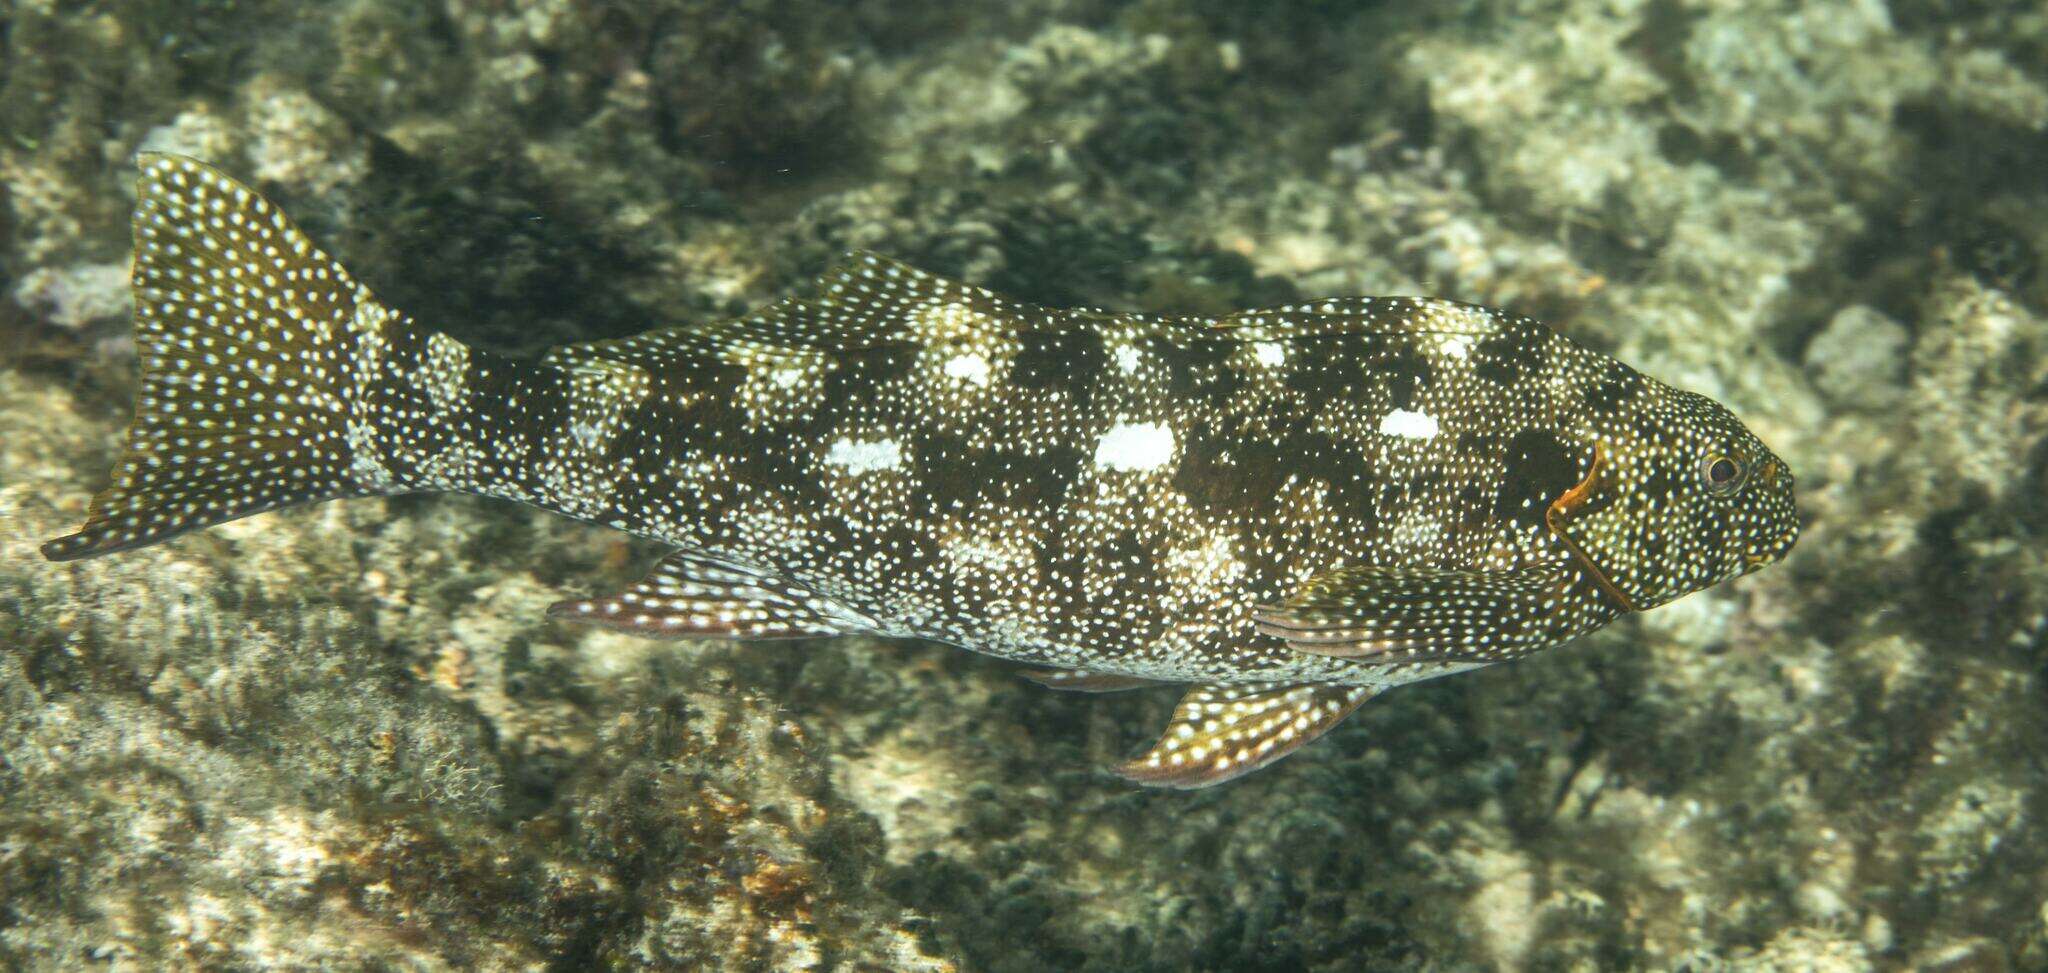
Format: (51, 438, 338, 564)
(1742, 526, 1800, 572)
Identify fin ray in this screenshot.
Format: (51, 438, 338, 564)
(553, 251, 1073, 369)
(548, 551, 870, 640)
(1208, 296, 1516, 341)
(43, 154, 390, 561)
(1253, 563, 1577, 662)
(1018, 668, 1167, 693)
(1117, 682, 1375, 788)
(557, 254, 1520, 377)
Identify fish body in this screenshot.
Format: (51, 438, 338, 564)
(43, 156, 1799, 786)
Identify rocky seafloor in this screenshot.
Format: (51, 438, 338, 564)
(3, 0, 2046, 969)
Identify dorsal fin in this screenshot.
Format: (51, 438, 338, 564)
(556, 255, 1521, 374)
(723, 251, 1058, 350)
(556, 252, 1078, 369)
(1207, 296, 1515, 341)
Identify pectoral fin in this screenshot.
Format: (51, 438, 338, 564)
(548, 552, 868, 640)
(1252, 562, 1577, 663)
(1117, 682, 1376, 788)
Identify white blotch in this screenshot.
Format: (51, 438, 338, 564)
(771, 367, 805, 389)
(942, 352, 991, 385)
(422, 332, 471, 415)
(1389, 509, 1444, 549)
(1113, 344, 1143, 374)
(1378, 409, 1440, 440)
(1164, 530, 1245, 588)
(1440, 335, 1471, 360)
(917, 302, 992, 340)
(1253, 341, 1286, 367)
(824, 437, 904, 474)
(1094, 421, 1176, 472)
(943, 536, 1033, 574)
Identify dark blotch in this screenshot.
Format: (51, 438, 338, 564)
(1584, 361, 1646, 415)
(1012, 329, 1107, 410)
(1494, 429, 1586, 530)
(1284, 333, 1376, 396)
(1376, 481, 1404, 515)
(914, 432, 1083, 516)
(1147, 335, 1242, 406)
(1457, 431, 1500, 453)
(1457, 483, 1490, 527)
(1474, 327, 1545, 386)
(457, 351, 570, 500)
(1174, 420, 1374, 522)
(816, 347, 917, 431)
(1369, 346, 1434, 409)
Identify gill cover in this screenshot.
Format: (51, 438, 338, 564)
(1545, 440, 1662, 613)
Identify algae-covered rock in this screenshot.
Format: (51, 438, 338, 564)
(4, 0, 2047, 969)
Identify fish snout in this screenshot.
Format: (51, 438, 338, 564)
(1742, 527, 1798, 572)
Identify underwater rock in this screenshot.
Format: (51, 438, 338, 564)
(9, 263, 129, 332)
(1804, 304, 1910, 412)
(4, 0, 2047, 968)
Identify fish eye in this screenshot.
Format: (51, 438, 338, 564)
(1701, 453, 1744, 493)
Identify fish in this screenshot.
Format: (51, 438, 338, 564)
(42, 154, 1800, 787)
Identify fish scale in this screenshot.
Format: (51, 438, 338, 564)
(43, 155, 1800, 787)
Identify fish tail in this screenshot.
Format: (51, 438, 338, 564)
(42, 153, 409, 562)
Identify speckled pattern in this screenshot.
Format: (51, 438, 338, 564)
(46, 154, 1797, 786)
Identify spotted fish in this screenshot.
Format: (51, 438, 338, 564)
(43, 155, 1800, 787)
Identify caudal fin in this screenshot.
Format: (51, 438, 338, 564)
(42, 154, 393, 561)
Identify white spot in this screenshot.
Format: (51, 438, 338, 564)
(824, 437, 904, 474)
(1253, 341, 1286, 367)
(1440, 335, 1470, 360)
(942, 352, 991, 385)
(771, 367, 805, 389)
(1378, 409, 1439, 440)
(1094, 421, 1175, 472)
(1113, 344, 1143, 373)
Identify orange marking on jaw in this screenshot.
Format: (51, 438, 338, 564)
(1546, 441, 1642, 613)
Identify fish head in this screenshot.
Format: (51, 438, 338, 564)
(1547, 385, 1799, 612)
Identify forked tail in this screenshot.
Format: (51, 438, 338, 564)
(42, 154, 408, 561)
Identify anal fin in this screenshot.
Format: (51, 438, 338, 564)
(1117, 682, 1376, 788)
(1019, 668, 1168, 693)
(547, 551, 868, 640)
